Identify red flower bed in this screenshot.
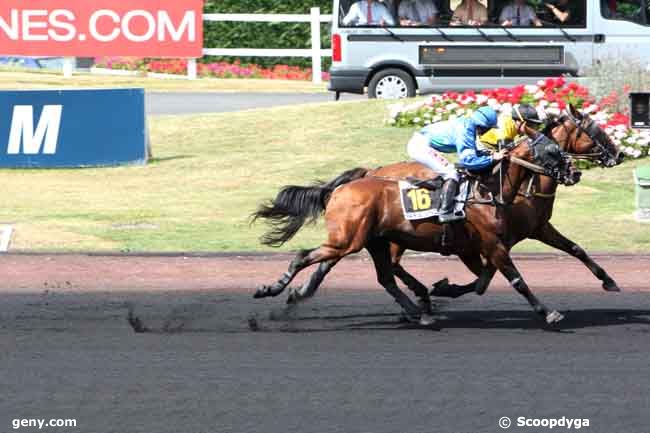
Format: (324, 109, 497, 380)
(94, 57, 330, 81)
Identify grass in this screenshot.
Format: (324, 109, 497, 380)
(0, 99, 648, 253)
(0, 69, 327, 93)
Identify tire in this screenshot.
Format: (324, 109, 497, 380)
(367, 68, 416, 100)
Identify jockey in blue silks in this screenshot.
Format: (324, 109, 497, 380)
(406, 106, 507, 228)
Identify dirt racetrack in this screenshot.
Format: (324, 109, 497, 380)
(1, 253, 650, 433)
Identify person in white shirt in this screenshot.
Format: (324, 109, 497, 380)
(342, 0, 396, 26)
(398, 0, 439, 26)
(499, 0, 542, 26)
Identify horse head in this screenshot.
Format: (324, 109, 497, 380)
(505, 124, 582, 189)
(547, 104, 624, 168)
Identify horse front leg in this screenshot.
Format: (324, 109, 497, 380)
(533, 223, 620, 292)
(486, 243, 564, 325)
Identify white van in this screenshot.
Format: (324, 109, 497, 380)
(328, 0, 650, 98)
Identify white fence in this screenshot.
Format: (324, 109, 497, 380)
(195, 8, 333, 84)
(62, 8, 333, 84)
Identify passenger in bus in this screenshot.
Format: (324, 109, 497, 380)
(450, 0, 489, 26)
(544, 0, 579, 25)
(342, 0, 396, 26)
(406, 107, 507, 243)
(398, 0, 439, 26)
(499, 0, 542, 26)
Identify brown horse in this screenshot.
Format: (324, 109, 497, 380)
(367, 105, 624, 304)
(253, 127, 579, 325)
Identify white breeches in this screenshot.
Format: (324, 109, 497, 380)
(407, 133, 459, 181)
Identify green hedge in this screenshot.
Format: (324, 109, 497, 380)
(203, 0, 333, 68)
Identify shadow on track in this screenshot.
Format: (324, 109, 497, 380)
(127, 306, 650, 334)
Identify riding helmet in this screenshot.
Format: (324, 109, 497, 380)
(471, 106, 498, 129)
(512, 104, 544, 124)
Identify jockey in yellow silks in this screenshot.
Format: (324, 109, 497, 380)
(479, 104, 544, 150)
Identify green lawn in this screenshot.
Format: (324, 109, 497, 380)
(0, 69, 326, 93)
(0, 99, 648, 253)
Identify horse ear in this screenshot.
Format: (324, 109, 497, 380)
(569, 103, 582, 119)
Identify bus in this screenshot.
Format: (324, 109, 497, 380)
(328, 0, 650, 99)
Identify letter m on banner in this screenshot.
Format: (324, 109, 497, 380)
(7, 105, 62, 155)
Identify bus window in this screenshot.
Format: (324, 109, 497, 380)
(397, 0, 441, 26)
(449, 0, 490, 26)
(492, 0, 586, 28)
(339, 0, 398, 26)
(602, 0, 649, 25)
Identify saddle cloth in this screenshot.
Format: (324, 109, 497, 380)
(398, 178, 470, 221)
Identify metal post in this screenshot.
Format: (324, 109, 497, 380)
(62, 57, 74, 78)
(187, 58, 198, 80)
(310, 7, 322, 85)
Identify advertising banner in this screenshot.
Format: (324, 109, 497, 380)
(0, 0, 203, 57)
(0, 89, 148, 168)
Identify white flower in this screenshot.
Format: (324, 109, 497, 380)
(525, 84, 539, 93)
(432, 115, 442, 122)
(534, 90, 545, 100)
(537, 80, 546, 87)
(547, 107, 561, 116)
(538, 100, 549, 108)
(448, 114, 458, 120)
(614, 130, 627, 139)
(605, 127, 615, 135)
(615, 124, 627, 132)
(388, 103, 404, 119)
(476, 95, 488, 105)
(582, 104, 598, 114)
(446, 103, 459, 110)
(456, 108, 466, 116)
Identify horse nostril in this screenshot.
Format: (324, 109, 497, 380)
(617, 152, 625, 164)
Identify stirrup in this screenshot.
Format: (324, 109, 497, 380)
(438, 212, 464, 223)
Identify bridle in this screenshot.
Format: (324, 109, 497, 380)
(557, 111, 618, 165)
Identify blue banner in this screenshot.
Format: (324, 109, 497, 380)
(0, 88, 147, 168)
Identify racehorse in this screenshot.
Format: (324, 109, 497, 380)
(366, 105, 624, 306)
(253, 126, 580, 325)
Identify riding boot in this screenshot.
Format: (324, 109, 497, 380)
(437, 179, 461, 223)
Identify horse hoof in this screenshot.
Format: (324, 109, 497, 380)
(546, 310, 564, 324)
(602, 279, 621, 292)
(419, 313, 436, 326)
(286, 292, 298, 305)
(253, 286, 268, 299)
(430, 278, 450, 296)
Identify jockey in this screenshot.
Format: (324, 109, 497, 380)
(479, 104, 544, 150)
(407, 106, 507, 227)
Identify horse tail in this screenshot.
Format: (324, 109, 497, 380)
(252, 167, 368, 247)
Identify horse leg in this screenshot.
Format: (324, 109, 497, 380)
(533, 223, 620, 292)
(487, 244, 564, 324)
(431, 253, 497, 298)
(287, 257, 340, 304)
(254, 248, 315, 298)
(367, 238, 426, 323)
(390, 243, 433, 314)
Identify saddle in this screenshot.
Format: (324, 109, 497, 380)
(399, 174, 472, 221)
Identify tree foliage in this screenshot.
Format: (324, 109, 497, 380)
(203, 1, 333, 68)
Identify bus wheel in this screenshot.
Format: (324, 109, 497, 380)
(368, 69, 416, 99)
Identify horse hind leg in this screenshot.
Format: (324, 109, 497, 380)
(368, 238, 430, 324)
(254, 248, 315, 298)
(287, 257, 340, 304)
(390, 244, 433, 314)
